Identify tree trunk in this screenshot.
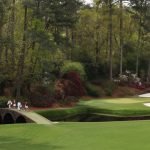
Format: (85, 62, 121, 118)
(71, 28, 75, 47)
(147, 59, 150, 82)
(95, 5, 100, 69)
(0, 27, 3, 64)
(5, 45, 8, 66)
(15, 5, 28, 98)
(136, 17, 142, 76)
(119, 0, 123, 75)
(10, 0, 16, 69)
(66, 27, 69, 47)
(108, 0, 113, 81)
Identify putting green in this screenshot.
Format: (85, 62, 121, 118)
(83, 98, 150, 104)
(1, 121, 150, 150)
(103, 98, 145, 104)
(79, 98, 150, 116)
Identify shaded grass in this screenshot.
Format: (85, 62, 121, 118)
(36, 98, 150, 121)
(36, 106, 88, 121)
(1, 121, 150, 150)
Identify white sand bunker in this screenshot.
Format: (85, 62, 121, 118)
(139, 93, 150, 98)
(139, 93, 150, 107)
(144, 103, 150, 107)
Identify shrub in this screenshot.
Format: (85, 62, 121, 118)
(55, 76, 86, 101)
(62, 72, 86, 96)
(85, 83, 101, 97)
(60, 96, 78, 105)
(55, 71, 86, 101)
(29, 92, 55, 107)
(102, 81, 117, 96)
(0, 96, 10, 108)
(61, 61, 86, 80)
(29, 84, 55, 107)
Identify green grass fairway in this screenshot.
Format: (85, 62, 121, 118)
(1, 121, 150, 150)
(79, 98, 150, 116)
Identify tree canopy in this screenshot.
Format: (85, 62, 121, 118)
(0, 0, 149, 98)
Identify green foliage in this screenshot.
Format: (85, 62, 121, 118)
(59, 96, 78, 105)
(85, 83, 102, 97)
(0, 96, 9, 108)
(102, 81, 117, 96)
(0, 0, 149, 100)
(0, 74, 5, 84)
(29, 83, 55, 107)
(61, 61, 86, 79)
(47, 82, 55, 96)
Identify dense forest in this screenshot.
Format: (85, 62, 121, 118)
(0, 0, 149, 105)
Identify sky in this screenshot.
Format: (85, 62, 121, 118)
(84, 0, 93, 4)
(84, 0, 130, 6)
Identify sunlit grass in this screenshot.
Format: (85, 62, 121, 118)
(79, 98, 150, 116)
(1, 121, 150, 150)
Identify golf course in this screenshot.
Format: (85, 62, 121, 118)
(1, 121, 150, 150)
(36, 97, 150, 122)
(79, 97, 150, 116)
(1, 97, 150, 150)
(0, 0, 149, 149)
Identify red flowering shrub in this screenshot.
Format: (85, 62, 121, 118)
(55, 72, 86, 100)
(62, 71, 86, 96)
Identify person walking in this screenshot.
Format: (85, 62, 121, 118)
(17, 101, 22, 111)
(13, 99, 17, 109)
(24, 102, 29, 111)
(7, 100, 12, 108)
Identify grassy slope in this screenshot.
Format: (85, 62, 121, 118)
(36, 106, 88, 121)
(35, 98, 150, 120)
(1, 121, 150, 150)
(79, 98, 150, 116)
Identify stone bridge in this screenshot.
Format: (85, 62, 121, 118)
(0, 108, 52, 124)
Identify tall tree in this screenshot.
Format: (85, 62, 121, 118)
(130, 0, 149, 75)
(0, 0, 9, 63)
(10, 0, 16, 69)
(119, 0, 123, 75)
(15, 1, 28, 98)
(108, 0, 113, 80)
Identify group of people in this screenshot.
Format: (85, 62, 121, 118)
(7, 99, 29, 111)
